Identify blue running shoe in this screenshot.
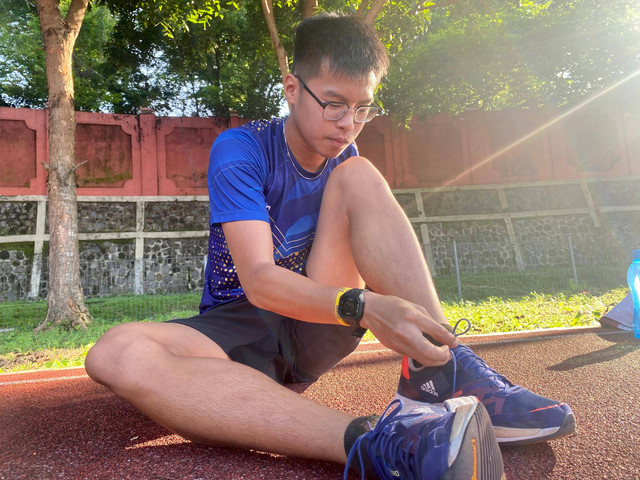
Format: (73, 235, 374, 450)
(345, 397, 505, 480)
(395, 343, 576, 445)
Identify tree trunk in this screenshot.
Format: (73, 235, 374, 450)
(35, 0, 92, 332)
(302, 0, 318, 19)
(357, 0, 387, 24)
(260, 0, 289, 80)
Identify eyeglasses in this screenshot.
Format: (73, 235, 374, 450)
(295, 75, 382, 123)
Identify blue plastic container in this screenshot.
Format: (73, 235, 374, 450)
(628, 249, 640, 339)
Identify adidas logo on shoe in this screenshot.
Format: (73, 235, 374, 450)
(420, 379, 438, 397)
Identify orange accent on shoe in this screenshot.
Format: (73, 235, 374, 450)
(471, 438, 478, 480)
(401, 356, 410, 379)
(530, 403, 564, 413)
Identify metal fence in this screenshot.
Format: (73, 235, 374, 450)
(0, 236, 631, 332)
(431, 236, 629, 300)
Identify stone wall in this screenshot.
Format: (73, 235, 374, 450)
(1, 176, 639, 301)
(0, 248, 31, 301)
(1, 196, 209, 301)
(396, 177, 640, 276)
(1, 201, 37, 236)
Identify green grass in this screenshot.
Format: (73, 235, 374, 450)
(330, 288, 629, 344)
(0, 309, 200, 373)
(0, 293, 201, 373)
(0, 293, 201, 331)
(1, 287, 629, 373)
(441, 288, 627, 334)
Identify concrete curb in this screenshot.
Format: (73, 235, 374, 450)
(457, 324, 621, 344)
(357, 324, 625, 351)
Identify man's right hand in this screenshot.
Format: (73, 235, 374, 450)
(358, 291, 457, 366)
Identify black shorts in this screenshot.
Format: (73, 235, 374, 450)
(168, 298, 363, 384)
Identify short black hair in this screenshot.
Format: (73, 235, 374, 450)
(292, 13, 389, 83)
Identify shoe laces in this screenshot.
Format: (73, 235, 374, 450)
(451, 319, 515, 398)
(344, 399, 424, 480)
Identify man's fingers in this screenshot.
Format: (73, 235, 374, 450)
(410, 341, 451, 367)
(421, 319, 458, 348)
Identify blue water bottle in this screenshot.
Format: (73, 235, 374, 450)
(628, 249, 640, 339)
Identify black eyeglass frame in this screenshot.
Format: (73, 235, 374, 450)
(294, 75, 383, 123)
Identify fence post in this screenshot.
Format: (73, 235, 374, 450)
(134, 258, 144, 295)
(29, 253, 43, 300)
(568, 236, 578, 284)
(453, 240, 462, 299)
(134, 200, 145, 295)
(28, 198, 47, 300)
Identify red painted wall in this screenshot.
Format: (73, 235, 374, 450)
(1, 86, 638, 196)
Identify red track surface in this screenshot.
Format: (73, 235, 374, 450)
(2, 328, 640, 479)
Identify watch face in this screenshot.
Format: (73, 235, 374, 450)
(342, 297, 359, 317)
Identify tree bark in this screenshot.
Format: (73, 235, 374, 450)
(260, 0, 289, 80)
(357, 0, 387, 24)
(302, 0, 317, 19)
(35, 0, 92, 332)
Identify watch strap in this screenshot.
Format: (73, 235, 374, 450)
(334, 287, 352, 326)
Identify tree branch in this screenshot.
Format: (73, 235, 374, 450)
(71, 160, 88, 174)
(260, 0, 289, 80)
(362, 0, 387, 24)
(35, 0, 62, 33)
(356, 0, 370, 18)
(302, 0, 318, 19)
(65, 0, 89, 33)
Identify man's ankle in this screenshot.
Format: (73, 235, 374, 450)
(343, 415, 380, 476)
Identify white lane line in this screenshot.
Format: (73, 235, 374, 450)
(0, 374, 89, 386)
(0, 345, 394, 386)
(351, 348, 393, 356)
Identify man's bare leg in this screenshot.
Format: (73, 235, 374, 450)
(85, 322, 353, 462)
(85, 156, 451, 463)
(307, 156, 449, 327)
(307, 157, 575, 448)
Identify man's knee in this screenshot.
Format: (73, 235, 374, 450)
(333, 155, 377, 176)
(329, 156, 389, 194)
(85, 322, 150, 390)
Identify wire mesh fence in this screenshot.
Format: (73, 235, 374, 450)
(431, 235, 629, 301)
(0, 235, 631, 332)
(431, 235, 628, 275)
(0, 256, 206, 332)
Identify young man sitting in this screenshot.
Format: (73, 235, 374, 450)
(86, 13, 573, 479)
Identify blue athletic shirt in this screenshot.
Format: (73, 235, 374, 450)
(200, 117, 358, 313)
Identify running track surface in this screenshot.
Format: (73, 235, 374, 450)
(2, 327, 639, 480)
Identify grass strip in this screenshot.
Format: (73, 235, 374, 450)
(1, 288, 628, 373)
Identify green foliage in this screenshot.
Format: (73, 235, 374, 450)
(0, 0, 144, 112)
(0, 0, 47, 107)
(157, 3, 292, 117)
(383, 0, 640, 120)
(2, 0, 638, 118)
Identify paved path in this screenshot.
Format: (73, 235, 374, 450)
(2, 328, 639, 479)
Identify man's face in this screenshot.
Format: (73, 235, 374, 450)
(287, 68, 379, 161)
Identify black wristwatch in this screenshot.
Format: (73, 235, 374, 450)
(337, 288, 366, 335)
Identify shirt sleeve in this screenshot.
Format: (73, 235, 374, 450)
(207, 129, 269, 225)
